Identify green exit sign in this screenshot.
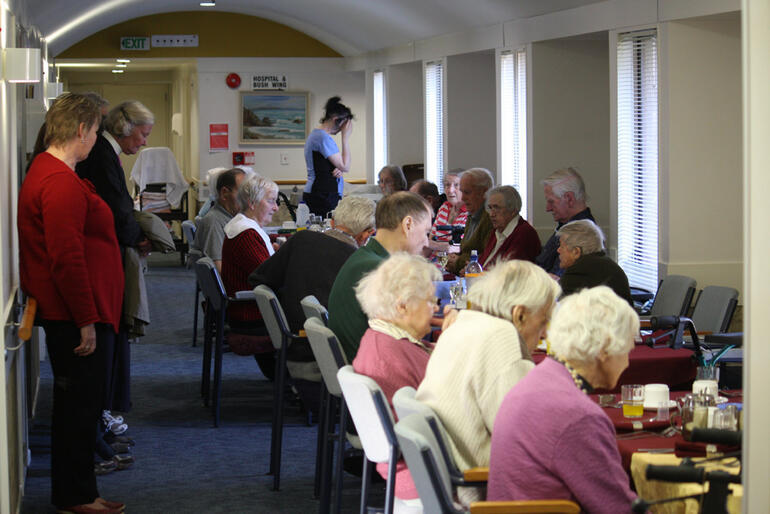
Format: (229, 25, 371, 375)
(120, 37, 151, 51)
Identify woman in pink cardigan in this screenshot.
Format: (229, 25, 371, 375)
(352, 253, 441, 511)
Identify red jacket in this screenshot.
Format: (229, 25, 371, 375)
(19, 152, 124, 331)
(479, 217, 542, 268)
(221, 229, 270, 322)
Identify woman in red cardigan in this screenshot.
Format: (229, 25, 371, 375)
(18, 93, 125, 514)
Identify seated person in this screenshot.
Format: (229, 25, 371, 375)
(488, 286, 640, 513)
(416, 261, 561, 503)
(328, 192, 433, 361)
(353, 253, 440, 508)
(409, 179, 442, 218)
(479, 185, 541, 268)
(248, 195, 376, 333)
(557, 219, 633, 306)
(429, 169, 467, 244)
(446, 168, 494, 274)
(378, 165, 408, 196)
(192, 168, 246, 272)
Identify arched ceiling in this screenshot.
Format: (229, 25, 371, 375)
(25, 0, 608, 57)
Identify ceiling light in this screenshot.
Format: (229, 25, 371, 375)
(116, 63, 127, 68)
(116, 59, 130, 63)
(200, 1, 216, 6)
(112, 69, 124, 74)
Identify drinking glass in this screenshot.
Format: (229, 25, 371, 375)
(448, 280, 464, 309)
(436, 251, 449, 271)
(621, 384, 644, 418)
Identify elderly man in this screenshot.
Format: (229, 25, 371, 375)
(535, 167, 595, 275)
(192, 168, 246, 272)
(328, 191, 433, 360)
(409, 179, 442, 217)
(248, 195, 376, 332)
(378, 164, 408, 196)
(479, 185, 541, 268)
(557, 219, 633, 305)
(446, 168, 495, 273)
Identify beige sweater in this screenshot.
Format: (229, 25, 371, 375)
(416, 309, 534, 471)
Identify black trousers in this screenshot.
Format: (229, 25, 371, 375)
(43, 321, 113, 508)
(302, 191, 340, 217)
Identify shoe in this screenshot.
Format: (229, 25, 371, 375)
(110, 442, 131, 454)
(94, 459, 117, 476)
(106, 419, 128, 435)
(113, 453, 134, 470)
(103, 433, 135, 446)
(102, 410, 124, 425)
(57, 503, 123, 514)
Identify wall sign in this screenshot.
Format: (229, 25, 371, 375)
(209, 123, 229, 153)
(252, 74, 288, 90)
(120, 37, 151, 51)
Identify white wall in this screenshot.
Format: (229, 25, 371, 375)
(386, 61, 424, 168)
(445, 51, 497, 173)
(196, 58, 366, 187)
(659, 16, 743, 295)
(530, 37, 610, 242)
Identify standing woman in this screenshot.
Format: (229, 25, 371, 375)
(303, 96, 353, 216)
(19, 93, 125, 513)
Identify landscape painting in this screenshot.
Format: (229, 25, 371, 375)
(240, 91, 309, 144)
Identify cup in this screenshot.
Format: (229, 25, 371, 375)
(693, 379, 719, 398)
(714, 405, 739, 431)
(643, 383, 670, 410)
(621, 384, 644, 418)
(696, 366, 720, 383)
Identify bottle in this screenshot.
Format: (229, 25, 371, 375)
(296, 202, 310, 229)
(464, 250, 483, 292)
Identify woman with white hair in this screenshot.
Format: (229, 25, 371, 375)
(221, 173, 280, 324)
(429, 169, 468, 244)
(416, 260, 561, 502)
(353, 253, 441, 507)
(557, 219, 633, 305)
(487, 286, 640, 513)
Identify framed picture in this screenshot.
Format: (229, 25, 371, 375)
(240, 91, 309, 145)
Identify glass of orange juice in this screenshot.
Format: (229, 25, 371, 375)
(621, 384, 645, 418)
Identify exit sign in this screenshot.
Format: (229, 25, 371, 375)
(120, 37, 151, 51)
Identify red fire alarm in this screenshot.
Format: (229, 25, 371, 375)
(226, 73, 241, 89)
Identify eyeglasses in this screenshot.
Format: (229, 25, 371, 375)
(485, 204, 506, 213)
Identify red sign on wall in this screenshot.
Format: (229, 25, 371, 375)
(209, 123, 228, 152)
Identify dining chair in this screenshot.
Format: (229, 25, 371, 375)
(645, 275, 697, 318)
(182, 220, 201, 347)
(691, 286, 739, 334)
(337, 365, 398, 514)
(394, 413, 580, 514)
(304, 317, 351, 513)
(301, 295, 329, 325)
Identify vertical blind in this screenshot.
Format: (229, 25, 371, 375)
(500, 49, 528, 217)
(617, 30, 659, 293)
(425, 60, 445, 189)
(372, 70, 387, 172)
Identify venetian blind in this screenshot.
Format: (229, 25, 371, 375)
(500, 49, 528, 217)
(425, 60, 445, 189)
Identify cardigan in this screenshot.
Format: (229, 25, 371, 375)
(535, 207, 595, 275)
(479, 216, 541, 268)
(488, 358, 637, 513)
(221, 229, 270, 322)
(19, 152, 124, 331)
(559, 251, 634, 306)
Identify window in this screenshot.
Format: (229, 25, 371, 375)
(372, 70, 387, 172)
(500, 48, 528, 217)
(616, 30, 658, 292)
(425, 60, 445, 188)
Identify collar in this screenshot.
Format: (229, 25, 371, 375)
(213, 200, 236, 218)
(366, 237, 391, 258)
(224, 213, 275, 256)
(103, 131, 122, 157)
(495, 215, 519, 240)
(368, 319, 431, 352)
(323, 228, 358, 248)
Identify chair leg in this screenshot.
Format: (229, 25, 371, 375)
(212, 309, 225, 427)
(192, 284, 200, 347)
(315, 385, 329, 499)
(334, 398, 347, 514)
(316, 388, 332, 513)
(270, 336, 289, 491)
(201, 307, 213, 405)
(384, 446, 397, 514)
(359, 457, 373, 514)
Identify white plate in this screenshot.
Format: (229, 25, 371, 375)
(643, 400, 677, 410)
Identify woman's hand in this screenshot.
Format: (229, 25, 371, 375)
(332, 168, 344, 178)
(75, 323, 97, 356)
(341, 118, 353, 139)
(441, 306, 460, 332)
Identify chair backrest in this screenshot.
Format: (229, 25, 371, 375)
(300, 295, 329, 324)
(337, 365, 397, 464)
(304, 318, 347, 397)
(691, 286, 739, 333)
(253, 285, 290, 351)
(182, 219, 197, 244)
(394, 414, 462, 514)
(194, 257, 227, 312)
(649, 275, 697, 317)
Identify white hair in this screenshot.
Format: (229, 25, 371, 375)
(467, 260, 561, 322)
(237, 173, 278, 211)
(486, 185, 522, 214)
(333, 196, 376, 235)
(557, 219, 604, 255)
(461, 167, 495, 191)
(104, 100, 155, 138)
(541, 167, 586, 201)
(548, 286, 639, 363)
(355, 253, 441, 321)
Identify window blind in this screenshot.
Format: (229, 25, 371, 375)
(373, 70, 387, 172)
(500, 49, 528, 217)
(425, 60, 445, 189)
(617, 30, 658, 293)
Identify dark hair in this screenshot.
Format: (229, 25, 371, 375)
(379, 165, 408, 192)
(411, 179, 439, 199)
(216, 168, 246, 194)
(320, 96, 353, 129)
(375, 191, 432, 230)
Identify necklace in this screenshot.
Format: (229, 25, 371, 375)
(551, 355, 594, 395)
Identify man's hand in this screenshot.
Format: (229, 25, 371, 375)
(74, 324, 97, 357)
(137, 238, 152, 257)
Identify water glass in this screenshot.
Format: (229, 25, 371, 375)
(448, 280, 465, 309)
(713, 405, 739, 431)
(621, 384, 644, 418)
(696, 366, 720, 383)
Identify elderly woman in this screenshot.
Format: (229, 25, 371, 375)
(221, 173, 280, 325)
(488, 286, 640, 512)
(416, 260, 561, 502)
(378, 164, 408, 196)
(19, 93, 125, 513)
(353, 253, 440, 508)
(479, 185, 541, 268)
(557, 219, 633, 305)
(429, 169, 468, 247)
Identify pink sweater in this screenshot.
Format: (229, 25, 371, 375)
(488, 357, 637, 513)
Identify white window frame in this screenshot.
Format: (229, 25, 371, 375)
(424, 59, 445, 189)
(498, 47, 529, 218)
(372, 69, 388, 173)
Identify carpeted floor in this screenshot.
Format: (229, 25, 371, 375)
(22, 253, 379, 513)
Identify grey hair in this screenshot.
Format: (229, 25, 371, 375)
(541, 167, 586, 201)
(548, 286, 639, 363)
(379, 165, 407, 191)
(486, 185, 522, 214)
(237, 173, 278, 212)
(467, 260, 561, 322)
(444, 168, 464, 180)
(461, 167, 495, 191)
(557, 219, 604, 255)
(82, 91, 109, 110)
(355, 253, 440, 321)
(104, 100, 155, 138)
(333, 196, 376, 235)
